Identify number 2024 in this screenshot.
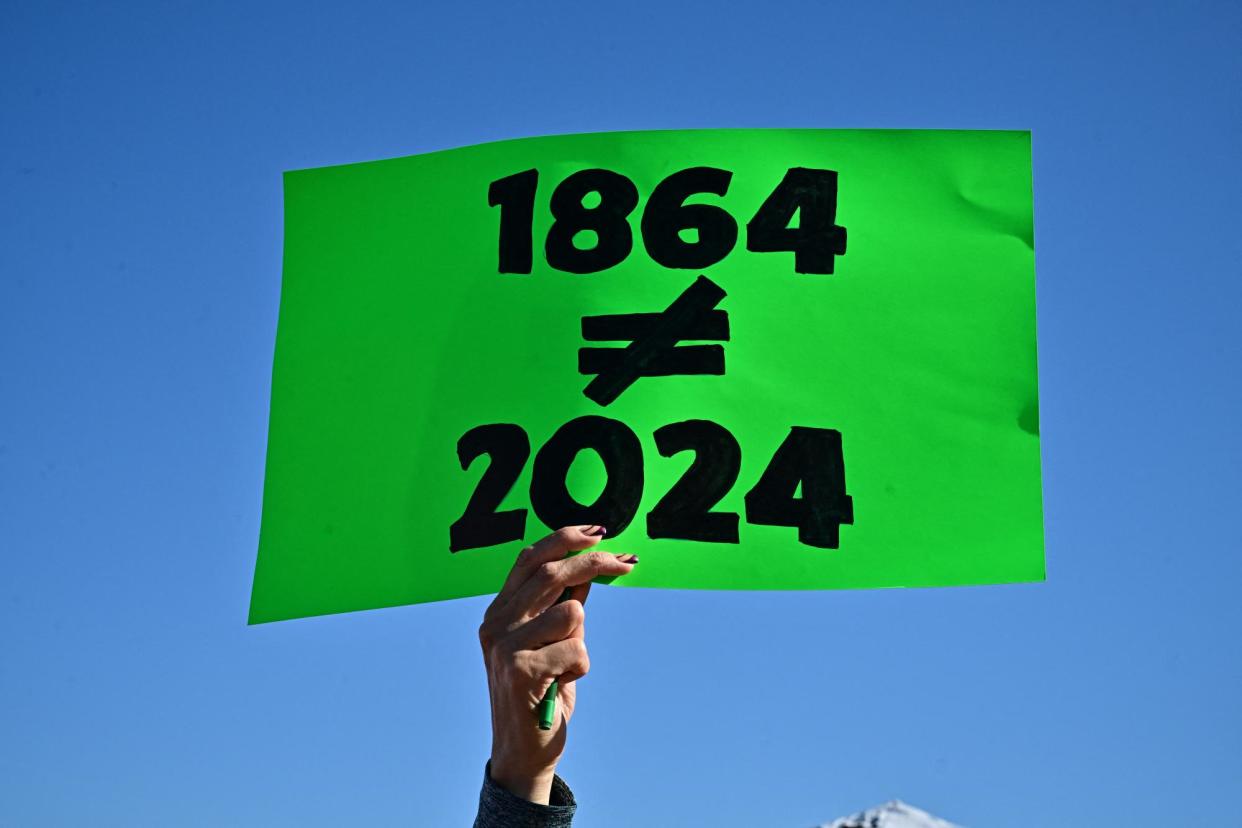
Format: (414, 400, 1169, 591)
(449, 417, 854, 553)
(489, 167, 847, 275)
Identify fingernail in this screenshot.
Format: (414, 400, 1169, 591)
(620, 554, 638, 564)
(588, 526, 607, 537)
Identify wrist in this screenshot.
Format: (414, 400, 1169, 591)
(488, 756, 557, 805)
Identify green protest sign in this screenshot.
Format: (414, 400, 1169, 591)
(249, 129, 1043, 624)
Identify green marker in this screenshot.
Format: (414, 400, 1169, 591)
(537, 680, 559, 731)
(537, 583, 575, 730)
(538, 528, 609, 730)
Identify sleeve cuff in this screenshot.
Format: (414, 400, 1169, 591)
(473, 761, 577, 828)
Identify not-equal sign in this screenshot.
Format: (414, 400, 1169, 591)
(578, 275, 729, 407)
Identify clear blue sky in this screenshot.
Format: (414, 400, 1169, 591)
(2, 2, 1239, 825)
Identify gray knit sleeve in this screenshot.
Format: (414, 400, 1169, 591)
(472, 762, 576, 828)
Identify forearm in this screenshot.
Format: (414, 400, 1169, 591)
(473, 761, 576, 828)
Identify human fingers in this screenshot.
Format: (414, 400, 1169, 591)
(565, 580, 591, 611)
(493, 526, 606, 610)
(522, 637, 592, 684)
(503, 599, 585, 652)
(506, 550, 638, 624)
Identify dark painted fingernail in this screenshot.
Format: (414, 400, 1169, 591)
(622, 554, 638, 563)
(588, 526, 607, 537)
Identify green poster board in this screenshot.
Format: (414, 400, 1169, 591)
(250, 129, 1043, 624)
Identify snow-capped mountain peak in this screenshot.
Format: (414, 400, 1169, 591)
(817, 800, 964, 828)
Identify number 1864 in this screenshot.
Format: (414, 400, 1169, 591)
(489, 166, 847, 276)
